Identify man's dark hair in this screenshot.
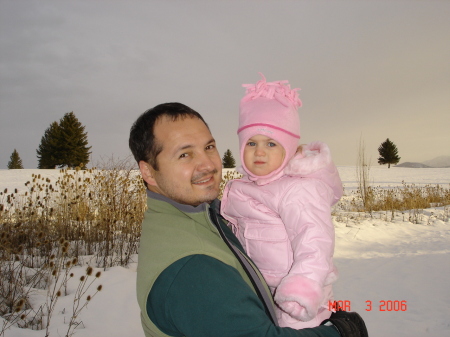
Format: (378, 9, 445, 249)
(129, 102, 209, 170)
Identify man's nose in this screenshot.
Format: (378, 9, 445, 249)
(197, 152, 215, 171)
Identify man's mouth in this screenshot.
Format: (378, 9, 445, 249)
(193, 177, 212, 184)
(192, 169, 218, 185)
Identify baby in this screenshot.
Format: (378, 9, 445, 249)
(221, 73, 343, 329)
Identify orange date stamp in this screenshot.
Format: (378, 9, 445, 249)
(328, 300, 408, 312)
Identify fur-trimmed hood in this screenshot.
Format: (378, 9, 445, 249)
(237, 141, 343, 205)
(285, 141, 342, 205)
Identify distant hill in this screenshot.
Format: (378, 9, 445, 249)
(422, 156, 450, 168)
(396, 162, 431, 168)
(396, 156, 450, 168)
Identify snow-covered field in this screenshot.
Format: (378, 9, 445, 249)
(1, 167, 450, 337)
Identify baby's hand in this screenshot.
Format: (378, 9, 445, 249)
(278, 301, 311, 321)
(274, 274, 323, 321)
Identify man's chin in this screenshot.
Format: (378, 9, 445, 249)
(196, 189, 220, 205)
(173, 190, 219, 207)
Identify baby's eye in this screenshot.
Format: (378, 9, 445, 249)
(247, 141, 256, 146)
(268, 142, 277, 147)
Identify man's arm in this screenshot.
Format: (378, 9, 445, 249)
(147, 254, 339, 337)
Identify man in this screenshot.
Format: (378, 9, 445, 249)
(129, 103, 368, 337)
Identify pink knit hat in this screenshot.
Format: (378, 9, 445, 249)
(238, 73, 302, 183)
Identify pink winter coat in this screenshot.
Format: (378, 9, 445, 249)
(220, 142, 342, 329)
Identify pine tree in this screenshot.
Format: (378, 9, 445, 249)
(36, 112, 91, 169)
(378, 138, 401, 168)
(222, 149, 236, 168)
(37, 121, 62, 169)
(7, 149, 24, 169)
(58, 112, 91, 169)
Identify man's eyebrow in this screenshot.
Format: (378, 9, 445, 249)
(179, 144, 193, 151)
(174, 138, 216, 154)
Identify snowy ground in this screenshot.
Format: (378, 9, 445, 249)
(1, 167, 450, 337)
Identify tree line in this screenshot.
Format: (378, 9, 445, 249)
(6, 117, 401, 169)
(7, 112, 91, 169)
(220, 139, 401, 170)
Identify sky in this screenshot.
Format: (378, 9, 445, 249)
(1, 0, 449, 169)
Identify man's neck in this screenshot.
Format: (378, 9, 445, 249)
(146, 190, 212, 213)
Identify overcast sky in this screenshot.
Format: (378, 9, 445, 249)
(1, 0, 449, 169)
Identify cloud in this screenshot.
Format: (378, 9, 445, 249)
(1, 0, 449, 168)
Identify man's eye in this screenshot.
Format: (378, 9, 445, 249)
(206, 145, 215, 150)
(179, 153, 188, 158)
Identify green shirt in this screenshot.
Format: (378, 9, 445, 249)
(138, 191, 339, 337)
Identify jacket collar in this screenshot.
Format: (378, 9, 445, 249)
(147, 189, 218, 214)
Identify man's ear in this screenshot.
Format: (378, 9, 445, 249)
(139, 161, 157, 187)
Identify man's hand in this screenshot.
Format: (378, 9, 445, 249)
(320, 310, 368, 337)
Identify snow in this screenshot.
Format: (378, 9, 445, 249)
(336, 166, 450, 190)
(1, 167, 450, 337)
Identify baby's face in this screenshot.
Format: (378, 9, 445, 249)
(243, 134, 285, 176)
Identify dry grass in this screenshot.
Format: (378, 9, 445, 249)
(338, 182, 450, 212)
(0, 166, 146, 268)
(356, 137, 374, 213)
(218, 170, 243, 200)
(346, 137, 449, 221)
(1, 161, 146, 335)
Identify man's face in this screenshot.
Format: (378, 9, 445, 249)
(141, 116, 222, 206)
